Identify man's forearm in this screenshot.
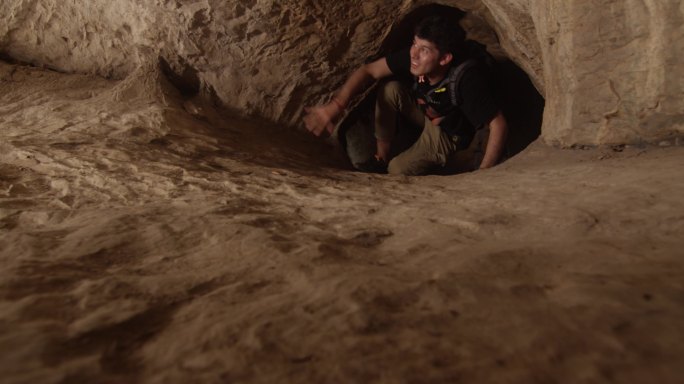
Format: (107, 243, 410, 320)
(334, 65, 375, 107)
(480, 111, 508, 169)
(334, 58, 392, 107)
(304, 58, 391, 137)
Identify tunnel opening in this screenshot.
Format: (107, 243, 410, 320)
(338, 4, 545, 174)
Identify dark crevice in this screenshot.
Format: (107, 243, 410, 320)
(159, 56, 201, 97)
(498, 60, 545, 157)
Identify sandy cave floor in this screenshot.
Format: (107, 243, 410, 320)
(1, 61, 684, 383)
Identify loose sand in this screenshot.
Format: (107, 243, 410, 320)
(1, 61, 683, 383)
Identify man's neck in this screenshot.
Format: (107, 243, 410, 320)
(426, 67, 449, 85)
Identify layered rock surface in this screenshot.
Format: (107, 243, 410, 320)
(2, 0, 682, 145)
(2, 2, 684, 383)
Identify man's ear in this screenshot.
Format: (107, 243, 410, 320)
(439, 52, 453, 66)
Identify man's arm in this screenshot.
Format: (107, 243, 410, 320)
(304, 58, 393, 137)
(479, 111, 508, 169)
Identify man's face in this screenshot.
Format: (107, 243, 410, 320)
(409, 36, 446, 77)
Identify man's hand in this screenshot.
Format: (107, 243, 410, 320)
(304, 102, 340, 137)
(304, 58, 391, 138)
(479, 111, 508, 169)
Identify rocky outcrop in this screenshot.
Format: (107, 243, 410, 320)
(1, 0, 682, 146)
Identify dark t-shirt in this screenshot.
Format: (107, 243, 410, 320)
(385, 48, 499, 146)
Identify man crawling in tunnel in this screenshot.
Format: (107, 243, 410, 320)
(303, 15, 508, 175)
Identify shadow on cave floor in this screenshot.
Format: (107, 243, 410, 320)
(147, 102, 354, 179)
(208, 117, 352, 176)
(153, 57, 366, 179)
(154, 59, 353, 178)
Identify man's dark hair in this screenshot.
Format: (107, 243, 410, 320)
(414, 15, 466, 56)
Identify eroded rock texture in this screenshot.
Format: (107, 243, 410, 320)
(2, 2, 684, 383)
(1, 0, 682, 145)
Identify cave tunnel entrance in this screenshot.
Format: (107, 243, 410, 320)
(339, 4, 545, 174)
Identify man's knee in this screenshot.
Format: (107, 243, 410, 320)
(377, 80, 405, 105)
(387, 157, 419, 176)
(388, 149, 446, 176)
(387, 158, 405, 175)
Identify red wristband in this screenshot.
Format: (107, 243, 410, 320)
(331, 97, 346, 112)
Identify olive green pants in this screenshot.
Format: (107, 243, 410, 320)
(375, 81, 460, 175)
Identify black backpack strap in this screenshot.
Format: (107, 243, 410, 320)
(448, 59, 478, 107)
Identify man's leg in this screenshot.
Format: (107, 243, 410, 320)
(374, 80, 425, 162)
(387, 119, 460, 176)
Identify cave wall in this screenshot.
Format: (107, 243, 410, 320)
(1, 0, 682, 146)
(0, 0, 400, 123)
(527, 0, 684, 145)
